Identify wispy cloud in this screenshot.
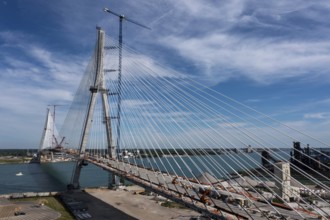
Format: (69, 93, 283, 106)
(304, 112, 329, 119)
(0, 31, 87, 147)
(18, 1, 330, 86)
(7, 0, 330, 87)
(245, 99, 261, 103)
(161, 28, 330, 85)
(153, 1, 330, 85)
(0, 31, 87, 87)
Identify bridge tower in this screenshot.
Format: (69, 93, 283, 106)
(69, 27, 118, 189)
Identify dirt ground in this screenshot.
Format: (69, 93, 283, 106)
(72, 186, 201, 220)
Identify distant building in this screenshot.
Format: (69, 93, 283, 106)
(246, 145, 253, 153)
(274, 162, 300, 202)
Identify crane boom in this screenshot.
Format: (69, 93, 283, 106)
(103, 8, 151, 30)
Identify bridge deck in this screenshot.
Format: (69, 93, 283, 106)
(84, 156, 313, 220)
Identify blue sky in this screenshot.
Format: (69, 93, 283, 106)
(1, 0, 330, 148)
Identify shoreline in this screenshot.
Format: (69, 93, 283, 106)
(0, 156, 33, 164)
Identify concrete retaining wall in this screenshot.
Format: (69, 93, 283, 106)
(0, 191, 61, 199)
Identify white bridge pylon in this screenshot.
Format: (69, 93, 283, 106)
(39, 108, 59, 151)
(70, 27, 116, 189)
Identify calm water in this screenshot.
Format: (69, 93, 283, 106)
(0, 150, 291, 195)
(0, 162, 109, 194)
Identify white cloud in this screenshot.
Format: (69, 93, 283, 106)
(245, 99, 261, 103)
(0, 32, 88, 148)
(304, 113, 328, 119)
(24, 46, 86, 85)
(145, 1, 330, 85)
(161, 33, 330, 84)
(316, 98, 330, 106)
(8, 1, 330, 87)
(168, 0, 246, 21)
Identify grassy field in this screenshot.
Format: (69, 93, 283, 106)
(12, 196, 75, 220)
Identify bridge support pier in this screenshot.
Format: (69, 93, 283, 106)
(108, 173, 120, 189)
(69, 159, 89, 190)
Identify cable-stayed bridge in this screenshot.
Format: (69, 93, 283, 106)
(47, 27, 330, 219)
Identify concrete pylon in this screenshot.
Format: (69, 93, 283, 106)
(69, 27, 118, 190)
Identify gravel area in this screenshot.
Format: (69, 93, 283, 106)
(81, 186, 201, 220)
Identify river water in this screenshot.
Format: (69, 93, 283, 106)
(0, 162, 109, 194)
(0, 151, 291, 195)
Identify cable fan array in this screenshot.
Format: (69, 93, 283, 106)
(59, 33, 330, 219)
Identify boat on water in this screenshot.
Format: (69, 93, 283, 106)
(16, 172, 23, 176)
